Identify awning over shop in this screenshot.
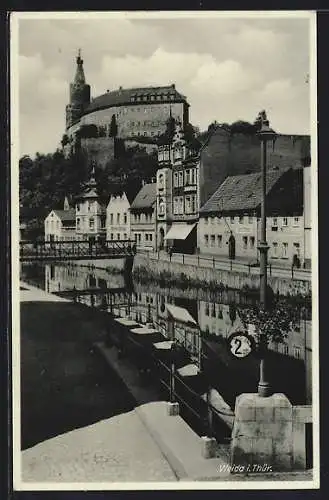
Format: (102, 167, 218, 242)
(164, 223, 196, 240)
(130, 327, 160, 335)
(177, 363, 200, 377)
(153, 340, 174, 350)
(166, 304, 197, 325)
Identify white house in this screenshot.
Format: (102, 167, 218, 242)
(44, 198, 76, 241)
(75, 166, 106, 242)
(106, 192, 131, 241)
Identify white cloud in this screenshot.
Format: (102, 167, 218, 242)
(16, 15, 312, 156)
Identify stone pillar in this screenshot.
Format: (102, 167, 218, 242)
(201, 436, 217, 459)
(230, 393, 293, 473)
(167, 402, 179, 416)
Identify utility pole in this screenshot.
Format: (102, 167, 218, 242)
(256, 111, 276, 397)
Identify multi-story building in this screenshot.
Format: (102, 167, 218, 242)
(44, 197, 76, 242)
(156, 119, 200, 253)
(75, 166, 106, 243)
(198, 168, 308, 267)
(65, 52, 189, 145)
(106, 192, 132, 241)
(130, 183, 157, 251)
(303, 166, 312, 269)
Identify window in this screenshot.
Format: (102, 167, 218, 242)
(239, 216, 244, 224)
(250, 236, 255, 249)
(217, 235, 222, 247)
(230, 216, 235, 224)
(124, 233, 127, 240)
(205, 217, 209, 225)
(185, 196, 191, 213)
(185, 169, 191, 185)
(204, 235, 209, 247)
(272, 242, 278, 257)
(178, 171, 183, 186)
(173, 197, 179, 215)
(293, 346, 301, 359)
(110, 233, 114, 240)
(89, 218, 95, 230)
(283, 217, 288, 227)
(173, 172, 178, 187)
(210, 235, 215, 247)
(282, 343, 289, 355)
(205, 303, 209, 316)
(248, 216, 253, 224)
(293, 217, 300, 226)
(110, 213, 113, 224)
(282, 242, 288, 258)
(117, 213, 120, 224)
(145, 234, 149, 241)
(117, 233, 120, 240)
(76, 217, 81, 230)
(191, 168, 196, 185)
(211, 304, 216, 318)
(76, 204, 80, 212)
(191, 195, 196, 214)
(124, 213, 127, 224)
(293, 242, 300, 256)
(243, 236, 248, 249)
(158, 173, 164, 187)
(273, 217, 278, 226)
(149, 233, 153, 242)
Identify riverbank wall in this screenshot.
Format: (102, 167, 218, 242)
(133, 254, 311, 297)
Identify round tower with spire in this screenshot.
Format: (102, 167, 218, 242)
(65, 49, 91, 130)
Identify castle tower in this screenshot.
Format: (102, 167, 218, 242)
(65, 49, 91, 130)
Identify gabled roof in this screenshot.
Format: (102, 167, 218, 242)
(84, 85, 187, 115)
(200, 169, 286, 214)
(130, 183, 156, 210)
(52, 209, 76, 222)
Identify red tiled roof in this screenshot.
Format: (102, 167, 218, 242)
(200, 169, 286, 214)
(84, 85, 187, 115)
(130, 183, 156, 210)
(53, 209, 76, 222)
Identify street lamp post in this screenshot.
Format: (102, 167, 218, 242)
(256, 111, 276, 398)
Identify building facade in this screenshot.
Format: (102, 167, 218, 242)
(303, 166, 312, 269)
(130, 183, 157, 251)
(65, 53, 189, 144)
(156, 119, 200, 253)
(106, 192, 131, 241)
(198, 168, 306, 266)
(75, 166, 106, 242)
(44, 198, 76, 241)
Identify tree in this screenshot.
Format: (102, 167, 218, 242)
(109, 114, 118, 137)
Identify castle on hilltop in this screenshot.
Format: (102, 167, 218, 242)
(65, 50, 190, 144)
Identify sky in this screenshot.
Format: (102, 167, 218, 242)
(15, 13, 314, 158)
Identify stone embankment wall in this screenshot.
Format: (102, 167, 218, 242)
(133, 254, 311, 297)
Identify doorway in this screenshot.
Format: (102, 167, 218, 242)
(228, 234, 236, 260)
(159, 228, 165, 250)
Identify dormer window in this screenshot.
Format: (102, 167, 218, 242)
(156, 95, 161, 101)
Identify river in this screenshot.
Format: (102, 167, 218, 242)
(20, 261, 312, 407)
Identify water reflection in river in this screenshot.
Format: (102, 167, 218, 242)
(20, 262, 312, 405)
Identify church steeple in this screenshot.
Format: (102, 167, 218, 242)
(65, 49, 91, 130)
(74, 49, 86, 87)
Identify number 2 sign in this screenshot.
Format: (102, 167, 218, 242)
(227, 332, 255, 359)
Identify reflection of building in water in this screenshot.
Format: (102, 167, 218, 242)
(45, 264, 126, 293)
(198, 298, 312, 404)
(166, 304, 201, 368)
